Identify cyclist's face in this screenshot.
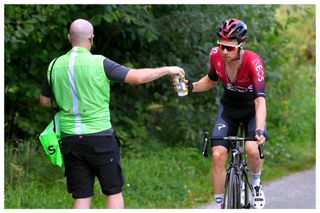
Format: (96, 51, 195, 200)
(218, 39, 241, 62)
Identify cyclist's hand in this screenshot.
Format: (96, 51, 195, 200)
(255, 129, 266, 145)
(171, 77, 190, 91)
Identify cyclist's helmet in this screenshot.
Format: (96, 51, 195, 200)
(216, 18, 248, 42)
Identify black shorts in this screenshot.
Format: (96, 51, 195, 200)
(60, 133, 124, 199)
(211, 103, 266, 151)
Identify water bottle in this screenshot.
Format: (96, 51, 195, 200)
(175, 75, 188, 97)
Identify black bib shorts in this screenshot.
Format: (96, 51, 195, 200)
(211, 102, 266, 151)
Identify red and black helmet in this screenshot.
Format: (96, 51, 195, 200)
(216, 18, 248, 42)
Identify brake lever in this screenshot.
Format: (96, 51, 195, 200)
(202, 131, 209, 158)
(258, 144, 264, 159)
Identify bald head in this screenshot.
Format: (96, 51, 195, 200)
(68, 19, 94, 48)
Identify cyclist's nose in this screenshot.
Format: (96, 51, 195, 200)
(221, 49, 230, 57)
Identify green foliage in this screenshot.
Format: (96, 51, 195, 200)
(265, 63, 315, 166)
(5, 5, 282, 148)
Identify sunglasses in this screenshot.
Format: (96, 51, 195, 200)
(217, 40, 242, 52)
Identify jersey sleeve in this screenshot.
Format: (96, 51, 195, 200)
(207, 47, 219, 81)
(208, 67, 219, 81)
(103, 58, 130, 82)
(250, 54, 266, 98)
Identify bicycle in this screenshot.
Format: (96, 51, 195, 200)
(202, 123, 264, 209)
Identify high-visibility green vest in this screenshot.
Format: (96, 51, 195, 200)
(47, 47, 111, 134)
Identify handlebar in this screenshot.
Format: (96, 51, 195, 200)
(212, 136, 256, 141)
(209, 136, 264, 159)
(202, 131, 210, 158)
(258, 144, 264, 159)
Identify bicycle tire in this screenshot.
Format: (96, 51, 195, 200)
(242, 172, 253, 208)
(223, 168, 233, 208)
(234, 173, 241, 208)
(224, 168, 241, 209)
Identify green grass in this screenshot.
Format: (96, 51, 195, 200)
(121, 146, 212, 208)
(4, 141, 213, 208)
(4, 136, 315, 208)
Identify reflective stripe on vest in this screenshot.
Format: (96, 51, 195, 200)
(67, 47, 81, 134)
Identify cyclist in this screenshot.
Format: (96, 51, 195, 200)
(181, 18, 266, 209)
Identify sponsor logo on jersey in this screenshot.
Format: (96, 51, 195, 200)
(252, 58, 264, 82)
(225, 83, 254, 92)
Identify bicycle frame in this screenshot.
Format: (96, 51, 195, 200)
(224, 137, 253, 208)
(211, 125, 259, 209)
(202, 124, 264, 209)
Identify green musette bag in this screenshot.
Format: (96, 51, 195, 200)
(39, 112, 63, 167)
(38, 57, 63, 167)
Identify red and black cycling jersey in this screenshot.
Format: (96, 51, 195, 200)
(208, 47, 265, 107)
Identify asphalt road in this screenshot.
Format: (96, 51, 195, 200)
(197, 167, 316, 209)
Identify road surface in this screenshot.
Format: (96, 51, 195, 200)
(197, 167, 316, 209)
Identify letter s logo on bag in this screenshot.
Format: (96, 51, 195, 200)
(48, 145, 56, 155)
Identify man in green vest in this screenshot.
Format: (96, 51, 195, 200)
(39, 19, 184, 209)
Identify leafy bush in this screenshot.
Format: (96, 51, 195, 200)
(5, 5, 280, 149)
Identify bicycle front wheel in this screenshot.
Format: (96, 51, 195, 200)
(242, 171, 253, 208)
(224, 168, 241, 209)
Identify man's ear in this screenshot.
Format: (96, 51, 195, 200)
(67, 34, 72, 43)
(89, 34, 94, 44)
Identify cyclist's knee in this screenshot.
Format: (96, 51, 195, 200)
(212, 146, 228, 162)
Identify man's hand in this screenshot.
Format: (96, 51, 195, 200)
(168, 66, 185, 91)
(166, 66, 185, 77)
(39, 95, 57, 108)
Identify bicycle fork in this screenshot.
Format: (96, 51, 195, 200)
(224, 146, 242, 208)
(224, 141, 253, 209)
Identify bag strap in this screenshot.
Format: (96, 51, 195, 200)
(49, 57, 58, 131)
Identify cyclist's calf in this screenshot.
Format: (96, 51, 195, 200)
(245, 141, 261, 158)
(245, 142, 263, 173)
(212, 146, 228, 194)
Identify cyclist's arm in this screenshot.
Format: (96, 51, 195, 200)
(190, 53, 218, 92)
(250, 53, 266, 132)
(187, 47, 218, 93)
(190, 74, 216, 92)
(255, 96, 266, 131)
